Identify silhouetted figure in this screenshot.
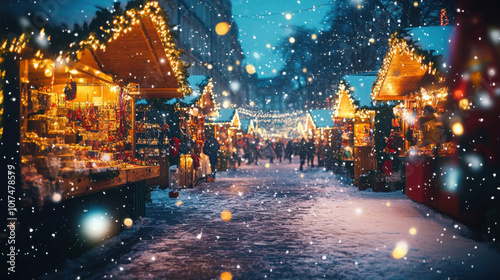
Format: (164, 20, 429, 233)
(299, 138, 307, 171)
(203, 134, 220, 178)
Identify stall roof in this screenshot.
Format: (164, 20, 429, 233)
(79, 2, 188, 98)
(240, 119, 253, 133)
(206, 108, 239, 127)
(333, 84, 357, 119)
(342, 72, 378, 108)
(372, 26, 452, 101)
(308, 109, 334, 129)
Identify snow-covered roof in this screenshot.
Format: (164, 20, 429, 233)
(308, 109, 334, 128)
(207, 108, 237, 124)
(165, 75, 209, 106)
(240, 119, 252, 133)
(342, 72, 378, 108)
(405, 26, 452, 63)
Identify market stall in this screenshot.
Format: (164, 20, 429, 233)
(305, 109, 335, 142)
(1, 2, 190, 254)
(205, 108, 241, 171)
(332, 81, 358, 175)
(164, 76, 218, 187)
(340, 73, 378, 184)
(372, 26, 455, 203)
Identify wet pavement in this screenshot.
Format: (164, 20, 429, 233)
(44, 158, 500, 280)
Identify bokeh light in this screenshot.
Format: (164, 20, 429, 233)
(409, 227, 417, 236)
(246, 64, 256, 74)
(221, 210, 232, 222)
(285, 13, 292, 20)
(215, 22, 230, 36)
(221, 271, 233, 280)
(452, 122, 464, 135)
(52, 192, 62, 203)
(176, 201, 183, 206)
(124, 218, 133, 227)
(227, 66, 233, 71)
(311, 34, 317, 40)
(392, 241, 409, 259)
(265, 163, 270, 168)
(289, 37, 295, 44)
(81, 210, 110, 240)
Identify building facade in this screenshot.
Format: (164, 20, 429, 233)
(160, 0, 248, 107)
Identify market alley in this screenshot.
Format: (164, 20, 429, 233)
(45, 159, 500, 280)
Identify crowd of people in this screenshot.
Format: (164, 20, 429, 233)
(232, 136, 333, 171)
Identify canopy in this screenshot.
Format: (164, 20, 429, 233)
(308, 109, 334, 129)
(372, 26, 452, 101)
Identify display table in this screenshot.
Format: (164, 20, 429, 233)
(405, 156, 434, 204)
(59, 165, 160, 200)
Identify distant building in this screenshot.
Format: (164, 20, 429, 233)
(160, 0, 249, 107)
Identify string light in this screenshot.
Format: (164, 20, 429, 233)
(233, 1, 334, 19)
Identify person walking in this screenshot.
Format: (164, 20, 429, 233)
(299, 138, 307, 171)
(307, 138, 315, 167)
(285, 139, 293, 163)
(264, 140, 275, 164)
(274, 140, 284, 163)
(203, 134, 220, 178)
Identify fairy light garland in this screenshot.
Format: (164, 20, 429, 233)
(333, 81, 357, 118)
(372, 31, 447, 101)
(75, 1, 190, 95)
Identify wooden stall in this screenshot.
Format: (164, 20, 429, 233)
(372, 26, 456, 204)
(205, 108, 241, 171)
(340, 73, 378, 183)
(164, 76, 219, 187)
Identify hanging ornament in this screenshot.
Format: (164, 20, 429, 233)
(64, 76, 77, 100)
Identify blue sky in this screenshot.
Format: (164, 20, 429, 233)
(232, 0, 332, 78)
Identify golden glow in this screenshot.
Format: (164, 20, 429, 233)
(285, 13, 292, 20)
(300, 174, 304, 178)
(459, 98, 469, 110)
(249, 101, 255, 107)
(223, 101, 230, 108)
(265, 163, 270, 168)
(452, 122, 464, 135)
(266, 43, 271, 48)
(246, 64, 256, 75)
(207, 64, 213, 70)
(369, 38, 375, 43)
(221, 210, 232, 222)
(386, 202, 391, 207)
(176, 201, 183, 206)
(221, 272, 233, 280)
(289, 37, 295, 44)
(215, 22, 230, 36)
(413, 1, 419, 7)
(302, 68, 307, 73)
(311, 34, 317, 40)
(409, 227, 417, 236)
(392, 242, 408, 259)
(123, 218, 133, 227)
(236, 60, 241, 65)
(227, 65, 233, 71)
(222, 91, 229, 96)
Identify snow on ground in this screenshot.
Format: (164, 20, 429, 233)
(44, 157, 500, 279)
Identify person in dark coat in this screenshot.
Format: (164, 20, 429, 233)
(203, 134, 220, 178)
(285, 140, 293, 163)
(299, 138, 307, 171)
(274, 140, 284, 163)
(264, 140, 274, 163)
(307, 138, 315, 167)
